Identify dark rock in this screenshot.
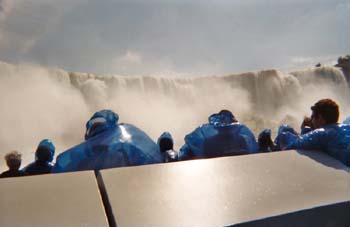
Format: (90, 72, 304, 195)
(335, 55, 350, 69)
(335, 55, 350, 82)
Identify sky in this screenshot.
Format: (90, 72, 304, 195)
(0, 0, 349, 76)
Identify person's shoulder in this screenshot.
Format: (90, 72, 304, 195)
(23, 162, 36, 170)
(300, 127, 327, 139)
(338, 123, 350, 130)
(319, 124, 345, 134)
(332, 123, 350, 136)
(0, 170, 10, 178)
(24, 162, 50, 173)
(236, 122, 248, 128)
(185, 123, 209, 135)
(200, 123, 213, 130)
(0, 170, 27, 178)
(237, 123, 254, 133)
(313, 128, 326, 133)
(18, 170, 28, 176)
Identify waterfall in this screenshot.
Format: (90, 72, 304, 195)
(0, 60, 349, 169)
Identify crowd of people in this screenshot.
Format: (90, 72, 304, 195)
(1, 98, 350, 179)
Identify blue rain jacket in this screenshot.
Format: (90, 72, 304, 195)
(179, 111, 258, 160)
(22, 139, 55, 175)
(53, 110, 162, 173)
(280, 124, 350, 166)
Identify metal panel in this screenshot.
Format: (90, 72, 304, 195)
(100, 150, 350, 227)
(0, 171, 108, 227)
(229, 201, 350, 227)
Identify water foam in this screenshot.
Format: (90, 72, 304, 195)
(0, 61, 349, 170)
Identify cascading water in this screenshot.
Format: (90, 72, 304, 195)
(0, 60, 349, 170)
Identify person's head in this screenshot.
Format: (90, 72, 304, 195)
(4, 151, 22, 170)
(258, 129, 274, 152)
(209, 110, 237, 126)
(157, 132, 174, 153)
(37, 139, 55, 162)
(159, 138, 173, 153)
(35, 146, 52, 162)
(85, 110, 119, 140)
(311, 99, 339, 128)
(218, 110, 237, 122)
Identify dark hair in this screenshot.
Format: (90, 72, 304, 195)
(5, 151, 22, 170)
(159, 138, 173, 153)
(218, 109, 237, 122)
(36, 146, 52, 162)
(311, 99, 339, 124)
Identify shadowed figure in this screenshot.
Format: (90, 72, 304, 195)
(22, 139, 55, 176)
(157, 132, 178, 162)
(0, 151, 27, 178)
(258, 129, 275, 152)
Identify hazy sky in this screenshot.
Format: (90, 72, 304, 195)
(0, 0, 349, 75)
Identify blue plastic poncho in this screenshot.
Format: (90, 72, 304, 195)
(179, 111, 258, 160)
(53, 110, 162, 173)
(22, 139, 56, 175)
(274, 124, 299, 151)
(280, 124, 350, 166)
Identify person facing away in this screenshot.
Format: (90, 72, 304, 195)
(157, 132, 178, 162)
(179, 110, 258, 160)
(258, 129, 275, 152)
(279, 98, 350, 166)
(22, 139, 55, 176)
(53, 110, 163, 173)
(0, 151, 27, 178)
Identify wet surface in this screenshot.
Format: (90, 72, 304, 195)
(100, 150, 350, 227)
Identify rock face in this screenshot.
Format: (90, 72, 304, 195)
(335, 55, 350, 69)
(335, 55, 350, 82)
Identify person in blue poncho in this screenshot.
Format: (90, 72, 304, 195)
(22, 139, 55, 175)
(179, 110, 258, 160)
(157, 132, 178, 162)
(258, 129, 275, 152)
(273, 124, 299, 151)
(53, 110, 163, 173)
(279, 99, 350, 166)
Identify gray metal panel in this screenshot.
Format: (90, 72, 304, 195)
(0, 171, 108, 227)
(100, 150, 350, 227)
(229, 201, 350, 227)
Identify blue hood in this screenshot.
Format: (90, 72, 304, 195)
(37, 139, 55, 162)
(85, 110, 119, 140)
